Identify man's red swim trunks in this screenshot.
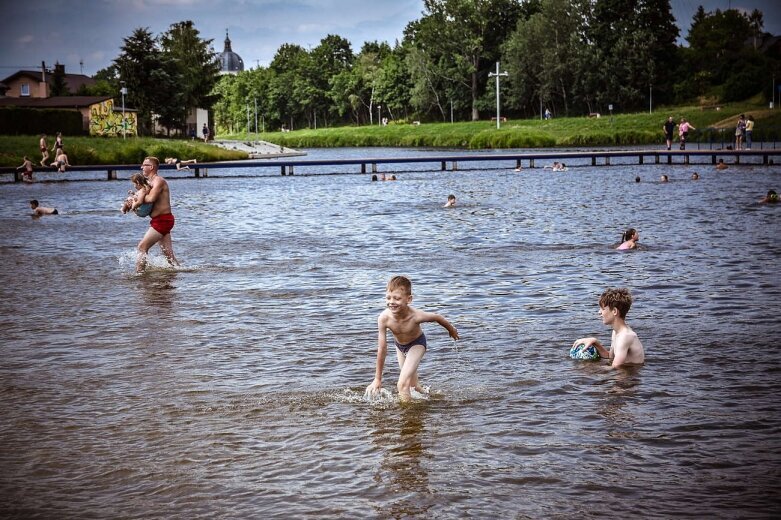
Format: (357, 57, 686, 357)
(150, 213, 175, 235)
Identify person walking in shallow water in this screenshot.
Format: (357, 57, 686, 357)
(135, 156, 179, 273)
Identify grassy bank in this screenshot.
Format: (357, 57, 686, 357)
(0, 136, 246, 168)
(3, 101, 780, 167)
(223, 100, 781, 149)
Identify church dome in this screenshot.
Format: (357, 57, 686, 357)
(219, 30, 244, 74)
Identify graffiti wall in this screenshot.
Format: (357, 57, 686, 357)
(89, 99, 137, 137)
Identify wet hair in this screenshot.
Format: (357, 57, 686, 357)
(387, 275, 412, 296)
(599, 288, 633, 319)
(448, 194, 456, 201)
(621, 228, 636, 243)
(768, 190, 778, 202)
(635, 176, 641, 183)
(371, 174, 378, 181)
(130, 173, 150, 188)
(29, 199, 39, 207)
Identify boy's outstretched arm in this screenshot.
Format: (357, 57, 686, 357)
(366, 316, 388, 395)
(422, 311, 459, 340)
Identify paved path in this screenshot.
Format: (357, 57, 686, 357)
(210, 139, 306, 159)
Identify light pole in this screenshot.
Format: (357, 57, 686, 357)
(120, 81, 127, 139)
(488, 62, 508, 129)
(649, 84, 653, 114)
(254, 97, 258, 135)
(377, 105, 382, 126)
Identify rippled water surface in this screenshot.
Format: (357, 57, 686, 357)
(1, 149, 780, 518)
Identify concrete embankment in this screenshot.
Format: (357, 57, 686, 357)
(210, 140, 306, 159)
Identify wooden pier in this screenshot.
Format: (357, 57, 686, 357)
(1, 149, 779, 182)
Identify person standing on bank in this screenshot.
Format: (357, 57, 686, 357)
(39, 134, 49, 166)
(202, 123, 210, 143)
(135, 156, 179, 273)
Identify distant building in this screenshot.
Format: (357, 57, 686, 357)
(219, 30, 244, 75)
(0, 96, 137, 136)
(0, 62, 96, 98)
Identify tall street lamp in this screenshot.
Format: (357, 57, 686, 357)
(120, 81, 127, 139)
(488, 62, 508, 129)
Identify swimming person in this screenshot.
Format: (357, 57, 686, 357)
(617, 228, 639, 250)
(121, 173, 153, 217)
(444, 194, 456, 207)
(29, 199, 58, 215)
(572, 288, 645, 369)
(716, 159, 728, 170)
(759, 190, 778, 204)
(135, 156, 179, 273)
(366, 275, 459, 401)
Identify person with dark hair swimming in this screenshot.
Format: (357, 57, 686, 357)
(29, 199, 58, 215)
(759, 190, 778, 204)
(617, 228, 639, 250)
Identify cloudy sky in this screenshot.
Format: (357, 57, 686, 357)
(1, 0, 779, 78)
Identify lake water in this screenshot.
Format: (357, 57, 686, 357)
(1, 148, 780, 518)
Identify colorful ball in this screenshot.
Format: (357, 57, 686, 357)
(570, 343, 600, 361)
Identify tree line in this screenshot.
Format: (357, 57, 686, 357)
(83, 0, 779, 135)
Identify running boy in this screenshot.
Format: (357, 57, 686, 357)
(572, 288, 644, 368)
(366, 276, 459, 400)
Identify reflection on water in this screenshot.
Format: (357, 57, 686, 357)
(0, 149, 780, 518)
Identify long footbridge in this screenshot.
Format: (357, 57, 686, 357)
(2, 148, 779, 182)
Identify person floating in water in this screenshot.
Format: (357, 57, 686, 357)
(17, 156, 34, 182)
(134, 156, 179, 273)
(691, 172, 700, 180)
(366, 275, 459, 401)
(121, 173, 153, 217)
(444, 194, 456, 207)
(29, 199, 58, 215)
(572, 288, 645, 369)
(759, 189, 778, 204)
(616, 228, 640, 250)
(716, 159, 728, 170)
(660, 174, 669, 183)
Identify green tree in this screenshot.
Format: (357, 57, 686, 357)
(113, 27, 166, 135)
(310, 34, 354, 127)
(406, 0, 524, 121)
(159, 21, 221, 133)
(50, 62, 70, 96)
